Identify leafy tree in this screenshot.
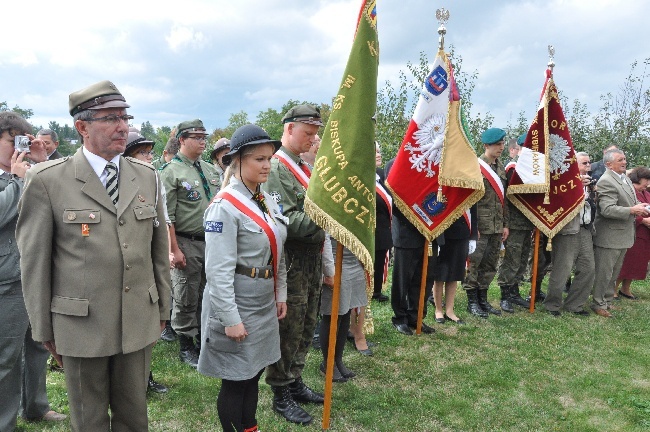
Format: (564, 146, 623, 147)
(0, 102, 34, 120)
(140, 121, 156, 141)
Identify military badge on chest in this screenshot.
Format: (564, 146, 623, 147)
(187, 190, 201, 201)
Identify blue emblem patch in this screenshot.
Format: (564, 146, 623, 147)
(425, 65, 448, 96)
(187, 190, 201, 201)
(422, 192, 446, 216)
(205, 221, 223, 233)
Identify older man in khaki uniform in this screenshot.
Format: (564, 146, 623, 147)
(161, 120, 220, 367)
(17, 80, 171, 431)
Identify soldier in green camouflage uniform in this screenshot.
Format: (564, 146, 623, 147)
(463, 128, 509, 318)
(263, 105, 325, 426)
(496, 134, 532, 312)
(160, 119, 220, 368)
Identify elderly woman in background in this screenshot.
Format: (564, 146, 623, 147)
(198, 124, 287, 432)
(615, 166, 650, 300)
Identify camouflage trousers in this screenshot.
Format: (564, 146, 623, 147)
(463, 233, 501, 291)
(171, 236, 205, 338)
(497, 229, 533, 287)
(266, 245, 323, 387)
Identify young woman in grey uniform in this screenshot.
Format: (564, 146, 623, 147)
(198, 124, 288, 432)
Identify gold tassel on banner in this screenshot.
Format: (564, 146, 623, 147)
(546, 237, 552, 252)
(437, 185, 443, 202)
(428, 242, 434, 257)
(543, 192, 550, 205)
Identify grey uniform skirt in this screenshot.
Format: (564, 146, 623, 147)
(320, 244, 368, 316)
(198, 274, 280, 381)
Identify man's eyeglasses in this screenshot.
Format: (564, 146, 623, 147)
(187, 136, 207, 142)
(86, 114, 134, 125)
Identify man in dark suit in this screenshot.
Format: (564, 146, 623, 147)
(36, 129, 63, 160)
(385, 157, 436, 336)
(591, 149, 648, 317)
(17, 80, 171, 430)
(373, 143, 392, 302)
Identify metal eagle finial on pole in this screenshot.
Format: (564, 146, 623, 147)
(436, 8, 450, 51)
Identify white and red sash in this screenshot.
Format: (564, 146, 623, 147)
(463, 209, 471, 230)
(478, 158, 505, 207)
(273, 152, 310, 188)
(217, 189, 282, 295)
(375, 174, 392, 219)
(505, 160, 516, 174)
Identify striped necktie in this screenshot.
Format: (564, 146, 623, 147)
(105, 162, 119, 207)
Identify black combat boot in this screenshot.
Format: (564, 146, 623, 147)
(466, 289, 488, 318)
(160, 320, 177, 342)
(288, 377, 324, 404)
(509, 284, 531, 308)
(178, 334, 199, 368)
(271, 385, 312, 425)
(499, 286, 514, 313)
(478, 289, 502, 315)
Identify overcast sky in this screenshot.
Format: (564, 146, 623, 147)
(3, 0, 648, 139)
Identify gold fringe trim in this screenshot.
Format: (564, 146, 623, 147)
(386, 183, 484, 242)
(506, 193, 584, 240)
(506, 183, 548, 195)
(303, 198, 374, 277)
(363, 270, 374, 334)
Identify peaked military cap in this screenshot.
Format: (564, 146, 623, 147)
(222, 124, 281, 166)
(281, 104, 323, 126)
(69, 80, 130, 116)
(176, 119, 209, 138)
(481, 128, 507, 145)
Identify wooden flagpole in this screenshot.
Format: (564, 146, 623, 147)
(415, 240, 430, 335)
(322, 241, 344, 430)
(529, 229, 540, 313)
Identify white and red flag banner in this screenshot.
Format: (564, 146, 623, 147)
(507, 69, 584, 238)
(386, 49, 484, 240)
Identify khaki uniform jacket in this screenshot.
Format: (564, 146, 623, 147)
(16, 149, 171, 358)
(160, 152, 220, 234)
(593, 168, 638, 249)
(477, 155, 509, 235)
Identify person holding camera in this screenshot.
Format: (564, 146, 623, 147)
(0, 111, 59, 431)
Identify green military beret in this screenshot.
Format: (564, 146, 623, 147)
(281, 104, 323, 126)
(517, 133, 526, 146)
(69, 80, 130, 116)
(176, 119, 209, 138)
(481, 128, 506, 145)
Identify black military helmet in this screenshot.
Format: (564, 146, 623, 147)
(222, 124, 281, 166)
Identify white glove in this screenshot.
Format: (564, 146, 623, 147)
(468, 240, 477, 255)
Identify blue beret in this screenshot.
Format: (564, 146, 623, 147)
(481, 128, 506, 145)
(517, 133, 526, 146)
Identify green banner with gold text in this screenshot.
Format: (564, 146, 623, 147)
(304, 0, 378, 273)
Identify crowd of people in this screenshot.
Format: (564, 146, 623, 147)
(0, 79, 648, 432)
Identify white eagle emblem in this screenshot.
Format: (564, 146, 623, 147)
(548, 133, 572, 176)
(404, 114, 446, 177)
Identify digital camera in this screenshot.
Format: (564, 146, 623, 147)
(14, 135, 31, 152)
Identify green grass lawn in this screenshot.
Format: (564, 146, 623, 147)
(16, 278, 650, 431)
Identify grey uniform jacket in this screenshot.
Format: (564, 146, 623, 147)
(16, 149, 171, 358)
(199, 178, 288, 380)
(592, 169, 638, 249)
(0, 172, 23, 286)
